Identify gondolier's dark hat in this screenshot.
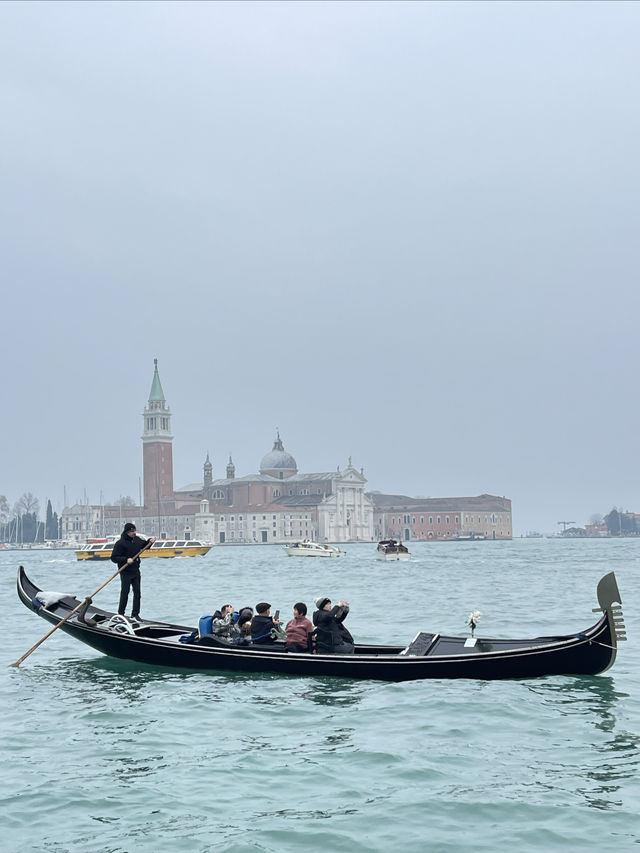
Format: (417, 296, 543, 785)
(256, 602, 271, 614)
(123, 523, 136, 533)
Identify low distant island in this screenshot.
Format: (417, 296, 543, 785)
(523, 510, 638, 539)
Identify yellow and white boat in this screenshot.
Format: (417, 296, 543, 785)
(75, 539, 212, 560)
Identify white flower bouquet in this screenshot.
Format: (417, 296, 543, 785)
(466, 610, 482, 637)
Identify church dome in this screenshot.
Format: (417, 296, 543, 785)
(260, 433, 297, 476)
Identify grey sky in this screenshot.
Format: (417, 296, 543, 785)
(1, 0, 638, 535)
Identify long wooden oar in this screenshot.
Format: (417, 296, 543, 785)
(10, 542, 152, 667)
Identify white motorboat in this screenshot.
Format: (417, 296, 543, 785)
(376, 539, 411, 561)
(284, 540, 346, 557)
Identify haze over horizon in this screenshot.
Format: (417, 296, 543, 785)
(1, 1, 638, 536)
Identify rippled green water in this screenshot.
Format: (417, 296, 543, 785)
(2, 540, 639, 852)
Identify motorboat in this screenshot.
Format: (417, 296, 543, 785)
(376, 539, 410, 561)
(75, 539, 211, 560)
(284, 540, 346, 557)
(453, 532, 487, 541)
(15, 567, 625, 681)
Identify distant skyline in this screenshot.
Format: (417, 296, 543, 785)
(1, 1, 638, 535)
(3, 355, 627, 536)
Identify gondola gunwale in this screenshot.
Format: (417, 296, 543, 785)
(16, 566, 622, 681)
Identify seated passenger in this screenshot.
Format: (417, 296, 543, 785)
(231, 607, 253, 643)
(284, 602, 313, 652)
(236, 607, 253, 632)
(250, 602, 280, 645)
(210, 604, 235, 639)
(313, 597, 354, 654)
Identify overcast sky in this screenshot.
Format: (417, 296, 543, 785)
(1, 0, 638, 535)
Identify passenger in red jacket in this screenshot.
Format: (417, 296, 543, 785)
(284, 602, 314, 652)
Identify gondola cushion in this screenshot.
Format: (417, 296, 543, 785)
(179, 630, 198, 644)
(199, 615, 214, 636)
(35, 591, 73, 608)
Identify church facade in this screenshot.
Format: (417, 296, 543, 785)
(175, 432, 374, 544)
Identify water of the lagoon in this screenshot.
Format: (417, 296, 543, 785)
(2, 540, 639, 853)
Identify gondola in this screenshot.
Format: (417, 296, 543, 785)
(16, 566, 626, 681)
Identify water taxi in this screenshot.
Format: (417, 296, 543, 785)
(284, 540, 346, 557)
(75, 539, 212, 560)
(376, 539, 411, 561)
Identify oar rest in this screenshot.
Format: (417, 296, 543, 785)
(399, 632, 440, 656)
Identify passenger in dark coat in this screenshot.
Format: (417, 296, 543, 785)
(250, 602, 280, 644)
(110, 523, 155, 619)
(312, 597, 354, 654)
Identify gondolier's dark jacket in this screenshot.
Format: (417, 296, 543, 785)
(313, 604, 353, 652)
(110, 534, 152, 573)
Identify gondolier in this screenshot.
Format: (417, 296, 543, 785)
(110, 523, 155, 620)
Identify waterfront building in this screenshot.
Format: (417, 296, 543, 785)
(60, 361, 511, 544)
(372, 493, 512, 541)
(59, 501, 210, 544)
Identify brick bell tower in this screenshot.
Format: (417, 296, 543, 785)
(142, 359, 175, 512)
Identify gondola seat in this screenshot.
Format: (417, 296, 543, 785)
(400, 632, 439, 656)
(197, 634, 235, 648)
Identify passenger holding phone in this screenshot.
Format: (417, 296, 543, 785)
(250, 602, 280, 645)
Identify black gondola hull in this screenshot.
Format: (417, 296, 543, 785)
(16, 567, 623, 681)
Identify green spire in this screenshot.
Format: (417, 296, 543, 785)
(149, 358, 165, 402)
